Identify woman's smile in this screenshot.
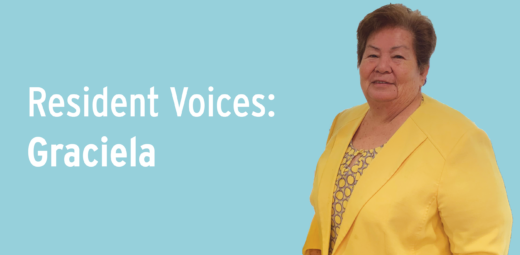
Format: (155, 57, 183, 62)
(371, 80, 395, 87)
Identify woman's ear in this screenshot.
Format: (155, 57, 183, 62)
(420, 65, 430, 86)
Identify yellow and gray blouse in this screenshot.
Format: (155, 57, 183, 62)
(328, 141, 384, 255)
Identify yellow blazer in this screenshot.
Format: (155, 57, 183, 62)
(303, 94, 512, 255)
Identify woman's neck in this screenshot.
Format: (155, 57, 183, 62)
(366, 92, 423, 124)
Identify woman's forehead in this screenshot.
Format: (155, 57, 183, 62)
(366, 27, 414, 50)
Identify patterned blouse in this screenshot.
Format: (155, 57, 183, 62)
(328, 141, 384, 255)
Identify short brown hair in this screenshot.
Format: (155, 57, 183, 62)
(357, 4, 436, 73)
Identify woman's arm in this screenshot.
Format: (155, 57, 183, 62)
(438, 128, 512, 254)
(302, 215, 322, 255)
(303, 113, 341, 255)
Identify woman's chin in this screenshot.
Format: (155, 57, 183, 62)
(367, 89, 398, 102)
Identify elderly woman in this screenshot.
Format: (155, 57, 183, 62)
(302, 4, 512, 255)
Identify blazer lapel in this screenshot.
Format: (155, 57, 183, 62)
(331, 115, 427, 254)
(317, 107, 368, 254)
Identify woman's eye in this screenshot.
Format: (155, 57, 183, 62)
(393, 55, 404, 59)
(368, 55, 378, 58)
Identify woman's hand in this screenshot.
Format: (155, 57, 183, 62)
(308, 249, 321, 255)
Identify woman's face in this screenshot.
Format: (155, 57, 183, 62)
(359, 27, 428, 104)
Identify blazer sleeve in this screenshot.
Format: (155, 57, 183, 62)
(302, 113, 340, 255)
(437, 127, 513, 255)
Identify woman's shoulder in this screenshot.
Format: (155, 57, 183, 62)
(323, 103, 369, 144)
(334, 103, 370, 126)
(411, 94, 485, 157)
(413, 94, 478, 130)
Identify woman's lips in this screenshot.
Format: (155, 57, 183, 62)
(372, 80, 394, 84)
(371, 81, 395, 90)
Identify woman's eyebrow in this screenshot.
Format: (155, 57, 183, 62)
(367, 45, 380, 51)
(367, 45, 410, 51)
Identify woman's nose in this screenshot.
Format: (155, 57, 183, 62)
(375, 56, 392, 73)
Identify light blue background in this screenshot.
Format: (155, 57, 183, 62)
(1, 1, 518, 254)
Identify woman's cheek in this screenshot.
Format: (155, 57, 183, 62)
(359, 64, 373, 79)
